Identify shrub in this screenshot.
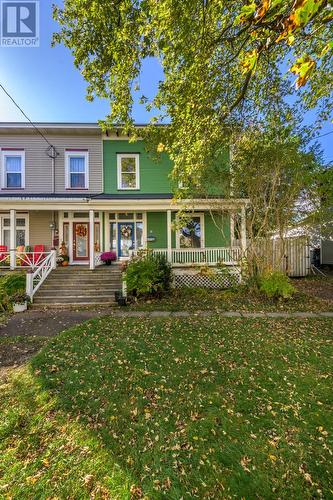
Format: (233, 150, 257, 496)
(259, 271, 296, 300)
(9, 291, 30, 305)
(0, 272, 25, 296)
(125, 251, 172, 298)
(0, 272, 26, 311)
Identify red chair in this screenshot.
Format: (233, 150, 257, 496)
(33, 245, 46, 266)
(0, 245, 8, 264)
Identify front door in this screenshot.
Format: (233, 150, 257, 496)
(73, 222, 89, 261)
(118, 222, 134, 258)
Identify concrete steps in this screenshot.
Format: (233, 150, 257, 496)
(33, 264, 122, 307)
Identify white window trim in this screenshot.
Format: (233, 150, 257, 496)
(65, 151, 89, 189)
(1, 149, 25, 189)
(117, 153, 140, 190)
(176, 213, 205, 249)
(0, 213, 29, 247)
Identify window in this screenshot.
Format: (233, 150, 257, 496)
(63, 223, 69, 248)
(73, 212, 89, 218)
(2, 150, 25, 189)
(110, 222, 117, 251)
(1, 215, 28, 248)
(65, 151, 89, 189)
(118, 212, 134, 220)
(178, 215, 204, 249)
(117, 154, 139, 190)
(94, 223, 100, 252)
(136, 222, 143, 249)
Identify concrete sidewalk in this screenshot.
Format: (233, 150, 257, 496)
(0, 309, 332, 339)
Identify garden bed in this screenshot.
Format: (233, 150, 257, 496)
(128, 284, 333, 312)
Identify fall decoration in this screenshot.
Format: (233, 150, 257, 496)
(120, 225, 132, 239)
(75, 224, 87, 238)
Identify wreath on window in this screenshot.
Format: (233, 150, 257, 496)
(76, 224, 87, 238)
(121, 225, 132, 238)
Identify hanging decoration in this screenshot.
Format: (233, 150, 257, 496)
(120, 225, 132, 239)
(76, 224, 88, 238)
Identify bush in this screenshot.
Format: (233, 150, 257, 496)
(0, 272, 26, 311)
(9, 291, 30, 305)
(125, 251, 172, 298)
(259, 271, 295, 300)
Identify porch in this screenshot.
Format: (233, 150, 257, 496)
(0, 205, 247, 270)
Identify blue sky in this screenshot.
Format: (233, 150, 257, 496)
(0, 0, 332, 162)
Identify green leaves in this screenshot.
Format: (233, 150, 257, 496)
(234, 2, 257, 24)
(290, 54, 316, 88)
(240, 49, 259, 74)
(53, 0, 332, 197)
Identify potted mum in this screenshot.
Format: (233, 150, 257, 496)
(61, 255, 69, 267)
(11, 291, 30, 313)
(100, 251, 117, 266)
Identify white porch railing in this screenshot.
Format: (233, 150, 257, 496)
(131, 247, 242, 266)
(0, 251, 56, 270)
(26, 250, 57, 301)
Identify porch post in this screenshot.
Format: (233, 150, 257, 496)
(51, 249, 57, 270)
(240, 206, 247, 253)
(230, 211, 235, 246)
(10, 209, 16, 270)
(89, 209, 95, 270)
(167, 209, 172, 263)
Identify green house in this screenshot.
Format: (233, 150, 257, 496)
(100, 132, 247, 266)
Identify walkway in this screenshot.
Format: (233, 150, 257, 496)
(0, 309, 332, 339)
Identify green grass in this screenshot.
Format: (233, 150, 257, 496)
(129, 286, 333, 312)
(1, 317, 333, 498)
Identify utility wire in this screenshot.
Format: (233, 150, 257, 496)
(311, 130, 333, 140)
(0, 82, 55, 149)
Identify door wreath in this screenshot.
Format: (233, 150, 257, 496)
(76, 224, 88, 238)
(120, 225, 132, 238)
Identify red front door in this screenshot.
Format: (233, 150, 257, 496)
(73, 223, 89, 261)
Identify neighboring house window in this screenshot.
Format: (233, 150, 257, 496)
(1, 150, 25, 189)
(117, 153, 140, 190)
(65, 150, 89, 189)
(178, 215, 204, 248)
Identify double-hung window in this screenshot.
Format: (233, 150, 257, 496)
(2, 150, 25, 189)
(117, 153, 140, 190)
(65, 150, 89, 189)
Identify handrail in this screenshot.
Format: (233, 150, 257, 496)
(26, 250, 57, 301)
(130, 247, 242, 266)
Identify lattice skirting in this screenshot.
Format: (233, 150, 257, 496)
(173, 270, 241, 289)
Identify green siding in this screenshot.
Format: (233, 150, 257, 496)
(204, 213, 230, 247)
(147, 212, 167, 249)
(103, 140, 173, 194)
(147, 212, 230, 249)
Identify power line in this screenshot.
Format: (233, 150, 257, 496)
(312, 130, 333, 140)
(0, 82, 55, 149)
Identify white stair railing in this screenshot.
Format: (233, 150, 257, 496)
(26, 250, 57, 301)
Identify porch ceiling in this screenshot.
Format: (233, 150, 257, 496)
(0, 197, 249, 211)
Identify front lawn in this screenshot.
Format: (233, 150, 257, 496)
(0, 317, 332, 498)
